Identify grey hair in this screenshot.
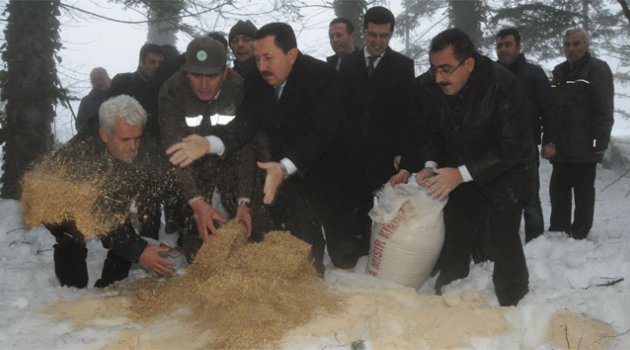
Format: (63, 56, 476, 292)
(564, 28, 590, 46)
(98, 95, 147, 134)
(90, 67, 109, 80)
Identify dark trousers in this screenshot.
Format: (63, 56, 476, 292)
(435, 183, 529, 306)
(47, 222, 88, 289)
(269, 180, 326, 274)
(323, 209, 367, 269)
(179, 173, 275, 261)
(46, 222, 133, 288)
(320, 198, 369, 269)
(523, 150, 544, 241)
(549, 162, 596, 239)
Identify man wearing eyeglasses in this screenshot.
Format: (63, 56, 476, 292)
(391, 28, 535, 306)
(337, 6, 415, 268)
(158, 36, 257, 259)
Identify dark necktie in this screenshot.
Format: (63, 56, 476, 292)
(367, 55, 378, 77)
(274, 85, 284, 104)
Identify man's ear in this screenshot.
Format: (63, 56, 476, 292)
(350, 32, 357, 42)
(465, 56, 475, 73)
(287, 47, 298, 65)
(98, 127, 109, 144)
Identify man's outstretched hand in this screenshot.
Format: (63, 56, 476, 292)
(258, 161, 285, 204)
(190, 198, 227, 240)
(166, 134, 210, 167)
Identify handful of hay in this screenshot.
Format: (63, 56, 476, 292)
(21, 161, 125, 239)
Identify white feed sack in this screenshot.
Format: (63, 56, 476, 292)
(368, 181, 447, 289)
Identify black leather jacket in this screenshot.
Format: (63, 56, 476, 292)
(404, 54, 536, 208)
(551, 53, 614, 163)
(503, 54, 560, 146)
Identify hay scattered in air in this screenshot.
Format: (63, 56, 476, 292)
(21, 161, 123, 238)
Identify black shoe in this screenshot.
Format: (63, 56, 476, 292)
(525, 232, 543, 243)
(497, 286, 529, 307)
(94, 251, 132, 288)
(53, 242, 88, 288)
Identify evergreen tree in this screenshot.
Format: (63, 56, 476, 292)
(332, 0, 366, 47)
(395, 0, 443, 60)
(449, 0, 484, 49)
(1, 0, 64, 199)
(146, 0, 186, 45)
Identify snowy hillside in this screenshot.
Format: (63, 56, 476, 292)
(1, 136, 630, 349)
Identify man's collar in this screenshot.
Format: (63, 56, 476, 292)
(450, 53, 491, 99)
(337, 47, 357, 59)
(235, 56, 255, 66)
(212, 89, 222, 102)
(363, 46, 385, 59)
(499, 53, 526, 71)
(280, 50, 303, 86)
(569, 52, 591, 69)
(135, 68, 150, 83)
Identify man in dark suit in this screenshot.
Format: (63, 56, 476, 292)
(326, 17, 357, 71)
(337, 6, 415, 262)
(166, 23, 358, 273)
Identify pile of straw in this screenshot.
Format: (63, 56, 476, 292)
(131, 221, 340, 349)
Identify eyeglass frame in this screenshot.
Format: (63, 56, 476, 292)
(428, 57, 470, 77)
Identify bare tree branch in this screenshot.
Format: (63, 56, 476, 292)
(59, 1, 230, 24)
(618, 0, 630, 26)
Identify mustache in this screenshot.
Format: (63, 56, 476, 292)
(438, 81, 451, 87)
(261, 71, 274, 78)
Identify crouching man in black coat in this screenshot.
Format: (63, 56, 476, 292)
(391, 29, 535, 306)
(40, 95, 175, 288)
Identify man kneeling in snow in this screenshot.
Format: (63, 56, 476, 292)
(42, 95, 175, 288)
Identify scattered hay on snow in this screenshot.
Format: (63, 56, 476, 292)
(547, 310, 616, 349)
(130, 221, 340, 349)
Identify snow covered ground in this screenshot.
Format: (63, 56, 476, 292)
(1, 138, 630, 349)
